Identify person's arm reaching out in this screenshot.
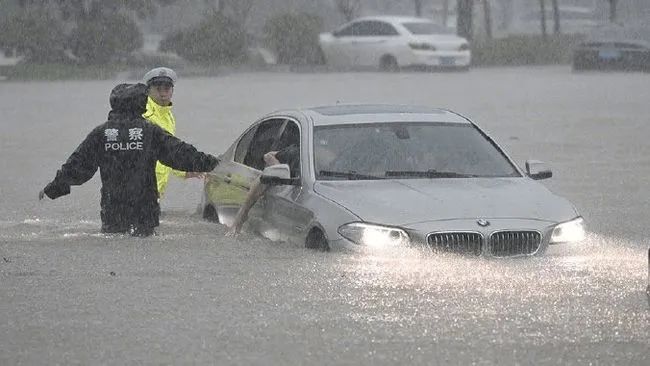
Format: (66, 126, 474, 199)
(40, 129, 100, 200)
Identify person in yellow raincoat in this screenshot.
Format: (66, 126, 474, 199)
(142, 67, 204, 197)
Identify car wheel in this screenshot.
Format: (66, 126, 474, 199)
(202, 204, 219, 223)
(379, 55, 399, 72)
(306, 228, 330, 251)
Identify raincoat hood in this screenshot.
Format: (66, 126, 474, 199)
(109, 83, 148, 116)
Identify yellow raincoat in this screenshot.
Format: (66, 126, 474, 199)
(143, 96, 185, 196)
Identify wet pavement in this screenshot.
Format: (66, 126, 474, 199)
(1, 66, 648, 365)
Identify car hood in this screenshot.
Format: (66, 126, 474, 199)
(313, 178, 577, 226)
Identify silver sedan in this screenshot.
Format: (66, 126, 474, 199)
(201, 105, 585, 256)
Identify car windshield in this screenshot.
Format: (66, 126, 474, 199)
(313, 122, 520, 180)
(402, 22, 455, 35)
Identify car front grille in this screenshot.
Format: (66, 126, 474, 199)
(427, 232, 483, 255)
(426, 230, 543, 257)
(488, 231, 541, 257)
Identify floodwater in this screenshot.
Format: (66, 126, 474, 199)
(1, 67, 648, 365)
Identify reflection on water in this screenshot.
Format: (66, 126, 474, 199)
(329, 233, 647, 342)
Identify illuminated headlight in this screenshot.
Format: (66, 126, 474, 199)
(550, 217, 585, 244)
(338, 222, 410, 247)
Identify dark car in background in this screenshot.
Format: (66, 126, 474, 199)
(573, 23, 650, 71)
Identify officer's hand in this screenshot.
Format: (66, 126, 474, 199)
(38, 189, 45, 201)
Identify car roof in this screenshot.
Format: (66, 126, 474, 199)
(352, 15, 435, 24)
(276, 104, 471, 126)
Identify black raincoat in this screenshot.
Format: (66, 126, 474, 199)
(43, 83, 219, 234)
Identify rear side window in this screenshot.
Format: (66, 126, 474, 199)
(234, 126, 257, 163)
(336, 21, 398, 37)
(365, 21, 399, 36)
(336, 22, 365, 37)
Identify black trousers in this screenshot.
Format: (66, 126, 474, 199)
(102, 224, 155, 237)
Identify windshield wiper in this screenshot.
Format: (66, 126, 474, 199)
(319, 170, 384, 180)
(384, 170, 478, 178)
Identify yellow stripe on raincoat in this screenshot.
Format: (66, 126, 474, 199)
(143, 96, 185, 196)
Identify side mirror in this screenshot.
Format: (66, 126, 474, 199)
(525, 160, 552, 180)
(259, 164, 299, 186)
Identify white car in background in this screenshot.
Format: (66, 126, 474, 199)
(319, 16, 471, 71)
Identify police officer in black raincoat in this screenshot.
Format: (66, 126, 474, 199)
(39, 83, 219, 236)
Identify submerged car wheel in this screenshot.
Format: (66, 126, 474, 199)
(379, 55, 399, 72)
(202, 204, 219, 223)
(306, 228, 330, 251)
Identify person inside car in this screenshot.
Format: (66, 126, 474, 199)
(226, 123, 300, 236)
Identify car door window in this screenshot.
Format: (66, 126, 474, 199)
(241, 119, 286, 170)
(273, 121, 301, 178)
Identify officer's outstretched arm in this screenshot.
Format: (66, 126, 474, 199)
(153, 126, 219, 173)
(43, 128, 100, 199)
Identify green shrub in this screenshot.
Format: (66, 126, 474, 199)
(264, 12, 324, 65)
(69, 14, 143, 65)
(0, 63, 122, 81)
(160, 13, 246, 64)
(0, 11, 67, 63)
(471, 34, 584, 66)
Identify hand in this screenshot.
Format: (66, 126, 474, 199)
(38, 189, 45, 201)
(185, 172, 206, 179)
(263, 151, 280, 166)
(225, 224, 241, 237)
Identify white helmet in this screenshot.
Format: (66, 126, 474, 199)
(143, 67, 177, 86)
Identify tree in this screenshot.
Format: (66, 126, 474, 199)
(0, 10, 67, 63)
(442, 0, 450, 26)
(204, 0, 255, 24)
(335, 0, 361, 22)
(457, 0, 474, 41)
(52, 0, 177, 21)
(2, 0, 178, 63)
(482, 0, 492, 40)
(264, 12, 323, 65)
(551, 0, 560, 34)
(413, 0, 423, 17)
(608, 0, 618, 22)
(539, 0, 547, 40)
(160, 12, 246, 64)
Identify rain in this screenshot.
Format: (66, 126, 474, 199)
(1, 1, 649, 365)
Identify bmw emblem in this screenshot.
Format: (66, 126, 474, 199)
(477, 219, 490, 227)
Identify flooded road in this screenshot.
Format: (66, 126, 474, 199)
(1, 67, 648, 364)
